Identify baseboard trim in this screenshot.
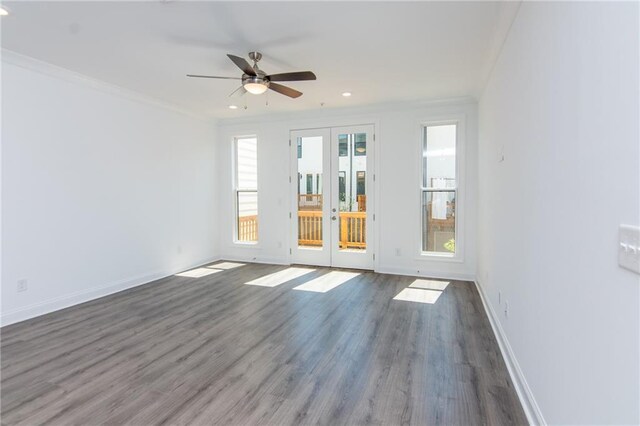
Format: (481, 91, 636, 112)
(376, 265, 475, 282)
(1, 255, 221, 327)
(474, 280, 546, 426)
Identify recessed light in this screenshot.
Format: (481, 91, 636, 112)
(0, 6, 10, 16)
(342, 92, 352, 97)
(228, 105, 238, 110)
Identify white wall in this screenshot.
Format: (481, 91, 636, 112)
(1, 52, 219, 325)
(477, 2, 639, 424)
(216, 100, 477, 280)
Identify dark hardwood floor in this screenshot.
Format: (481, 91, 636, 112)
(1, 262, 527, 425)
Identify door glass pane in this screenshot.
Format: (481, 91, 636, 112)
(297, 136, 323, 248)
(421, 190, 455, 252)
(338, 133, 366, 251)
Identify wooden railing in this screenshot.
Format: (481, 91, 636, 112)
(297, 211, 366, 249)
(237, 211, 367, 249)
(339, 212, 366, 248)
(238, 215, 258, 242)
(298, 211, 323, 246)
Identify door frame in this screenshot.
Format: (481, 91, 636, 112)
(289, 124, 377, 270)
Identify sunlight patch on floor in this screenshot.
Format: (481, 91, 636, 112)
(293, 271, 360, 293)
(245, 267, 316, 287)
(393, 288, 443, 304)
(409, 279, 450, 291)
(207, 262, 245, 270)
(175, 268, 222, 278)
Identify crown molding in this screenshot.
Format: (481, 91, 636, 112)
(1, 49, 215, 124)
(217, 96, 477, 127)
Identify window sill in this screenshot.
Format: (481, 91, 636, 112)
(232, 242, 260, 248)
(417, 252, 464, 263)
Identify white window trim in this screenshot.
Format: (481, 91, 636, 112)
(417, 115, 466, 263)
(233, 135, 259, 246)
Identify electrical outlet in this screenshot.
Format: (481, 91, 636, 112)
(504, 301, 509, 318)
(17, 279, 28, 293)
(498, 290, 501, 305)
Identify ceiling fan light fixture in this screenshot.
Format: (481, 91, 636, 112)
(244, 82, 269, 95)
(342, 92, 352, 97)
(228, 105, 238, 110)
(0, 6, 10, 16)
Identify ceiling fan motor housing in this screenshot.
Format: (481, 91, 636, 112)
(242, 71, 269, 85)
(242, 62, 269, 92)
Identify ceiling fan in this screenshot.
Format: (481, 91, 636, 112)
(187, 51, 316, 99)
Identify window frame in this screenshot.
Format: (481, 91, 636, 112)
(233, 135, 259, 245)
(418, 118, 465, 261)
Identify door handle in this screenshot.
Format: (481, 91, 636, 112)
(332, 208, 336, 213)
(331, 216, 337, 221)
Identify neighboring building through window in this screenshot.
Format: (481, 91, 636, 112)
(306, 174, 313, 194)
(354, 133, 366, 156)
(338, 171, 346, 202)
(235, 136, 258, 243)
(421, 124, 456, 254)
(339, 135, 348, 156)
(356, 171, 366, 195)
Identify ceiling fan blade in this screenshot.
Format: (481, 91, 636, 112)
(269, 82, 303, 98)
(267, 71, 316, 82)
(227, 54, 256, 76)
(229, 86, 247, 98)
(186, 74, 240, 80)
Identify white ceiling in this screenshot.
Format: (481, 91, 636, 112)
(1, 1, 514, 118)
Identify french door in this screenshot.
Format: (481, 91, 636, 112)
(290, 125, 375, 269)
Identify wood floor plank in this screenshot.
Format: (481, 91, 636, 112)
(1, 262, 528, 425)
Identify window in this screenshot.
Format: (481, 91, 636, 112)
(235, 136, 258, 243)
(339, 135, 348, 156)
(421, 124, 456, 254)
(354, 133, 366, 156)
(338, 171, 346, 202)
(297, 139, 302, 159)
(306, 174, 313, 194)
(356, 171, 366, 196)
